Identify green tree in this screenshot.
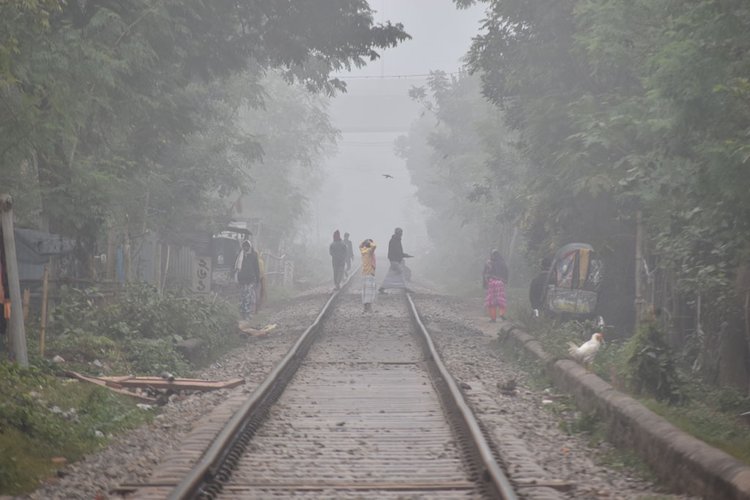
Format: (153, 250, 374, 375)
(396, 71, 525, 291)
(0, 0, 408, 261)
(460, 0, 750, 387)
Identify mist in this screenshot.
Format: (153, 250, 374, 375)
(303, 0, 485, 277)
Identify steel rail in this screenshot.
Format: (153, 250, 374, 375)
(167, 272, 358, 500)
(406, 292, 518, 500)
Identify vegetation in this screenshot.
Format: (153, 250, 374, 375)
(446, 0, 750, 389)
(397, 71, 530, 292)
(0, 283, 241, 495)
(0, 0, 408, 252)
(506, 311, 750, 465)
(0, 361, 151, 494)
(43, 284, 239, 375)
(395, 1, 750, 393)
(0, 5, 411, 493)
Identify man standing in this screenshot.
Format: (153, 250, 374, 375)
(329, 230, 347, 290)
(343, 232, 354, 277)
(379, 227, 412, 293)
(235, 240, 260, 321)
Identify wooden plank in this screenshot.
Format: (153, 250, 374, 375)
(98, 376, 245, 391)
(64, 371, 157, 403)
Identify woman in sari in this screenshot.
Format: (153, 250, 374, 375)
(483, 249, 508, 322)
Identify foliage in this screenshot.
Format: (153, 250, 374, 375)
(47, 284, 237, 374)
(0, 361, 150, 494)
(396, 71, 529, 290)
(503, 318, 750, 464)
(0, 0, 409, 254)
(643, 395, 750, 465)
(449, 0, 750, 382)
(625, 319, 683, 403)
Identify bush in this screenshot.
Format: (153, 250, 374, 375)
(625, 319, 683, 404)
(0, 361, 150, 494)
(123, 338, 188, 375)
(46, 284, 238, 375)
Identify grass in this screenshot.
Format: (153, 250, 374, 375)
(642, 397, 750, 465)
(0, 361, 152, 494)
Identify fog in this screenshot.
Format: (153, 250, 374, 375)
(304, 0, 485, 263)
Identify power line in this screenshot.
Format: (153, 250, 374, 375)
(332, 71, 460, 80)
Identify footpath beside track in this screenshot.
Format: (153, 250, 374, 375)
(495, 321, 750, 500)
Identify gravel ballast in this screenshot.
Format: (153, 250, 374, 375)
(26, 285, 700, 499)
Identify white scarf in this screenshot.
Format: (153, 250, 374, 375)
(235, 246, 252, 273)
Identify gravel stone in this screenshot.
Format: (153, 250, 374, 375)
(26, 285, 699, 499)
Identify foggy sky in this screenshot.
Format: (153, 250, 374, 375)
(305, 0, 485, 260)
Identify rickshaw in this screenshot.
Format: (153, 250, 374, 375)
(536, 243, 603, 318)
(210, 223, 252, 289)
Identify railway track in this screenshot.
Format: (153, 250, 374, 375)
(127, 275, 517, 499)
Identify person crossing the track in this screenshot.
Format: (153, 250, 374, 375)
(378, 227, 412, 293)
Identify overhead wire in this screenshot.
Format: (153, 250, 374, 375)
(331, 71, 460, 80)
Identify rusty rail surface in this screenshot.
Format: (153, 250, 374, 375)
(142, 278, 517, 499)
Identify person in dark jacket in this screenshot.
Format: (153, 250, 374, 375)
(483, 249, 509, 322)
(343, 232, 354, 276)
(379, 227, 413, 293)
(329, 230, 348, 290)
(235, 240, 260, 320)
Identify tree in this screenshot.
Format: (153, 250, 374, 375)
(396, 71, 526, 290)
(0, 0, 409, 265)
(460, 0, 750, 388)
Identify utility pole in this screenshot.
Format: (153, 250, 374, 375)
(0, 194, 29, 366)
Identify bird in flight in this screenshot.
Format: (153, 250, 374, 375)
(382, 174, 394, 179)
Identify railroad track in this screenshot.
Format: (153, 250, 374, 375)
(127, 275, 517, 499)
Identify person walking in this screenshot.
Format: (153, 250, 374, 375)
(360, 239, 377, 312)
(329, 230, 347, 290)
(483, 249, 509, 322)
(235, 240, 260, 321)
(343, 232, 354, 277)
(379, 227, 412, 293)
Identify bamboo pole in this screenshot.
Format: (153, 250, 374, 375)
(634, 210, 644, 330)
(22, 288, 30, 321)
(106, 226, 116, 280)
(160, 244, 171, 293)
(0, 194, 28, 366)
(154, 240, 162, 288)
(124, 233, 131, 282)
(40, 263, 49, 357)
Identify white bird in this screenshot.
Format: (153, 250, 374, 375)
(568, 332, 604, 365)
